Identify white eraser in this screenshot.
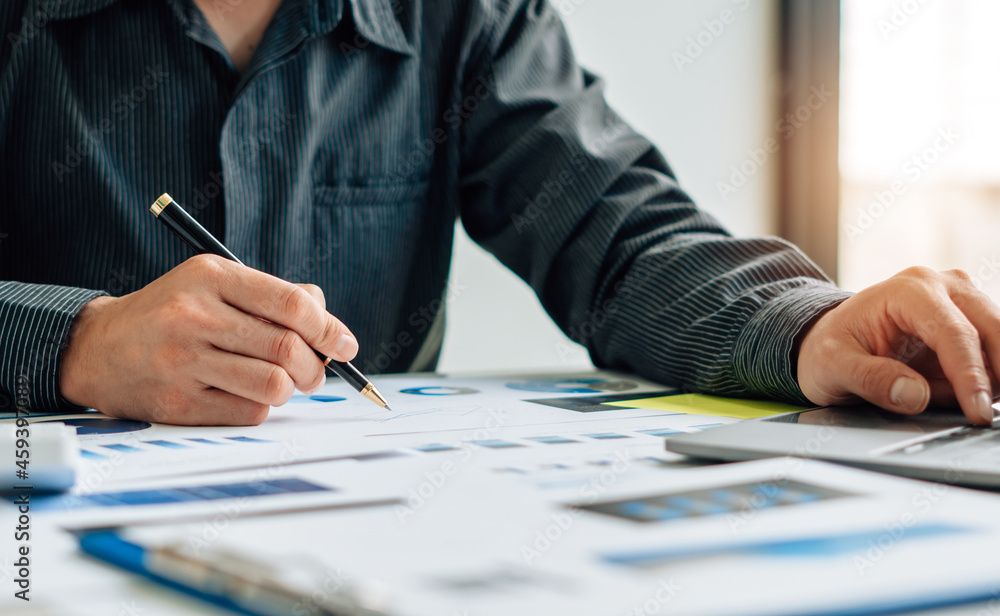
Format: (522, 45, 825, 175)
(1, 422, 79, 493)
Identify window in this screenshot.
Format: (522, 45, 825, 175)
(839, 0, 1000, 294)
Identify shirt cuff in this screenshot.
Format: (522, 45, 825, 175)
(0, 282, 107, 414)
(732, 282, 854, 405)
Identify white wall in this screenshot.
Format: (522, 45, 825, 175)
(437, 0, 779, 374)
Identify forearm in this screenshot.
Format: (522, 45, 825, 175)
(586, 229, 853, 403)
(541, 149, 853, 403)
(454, 0, 853, 402)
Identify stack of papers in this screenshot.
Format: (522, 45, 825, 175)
(4, 371, 1000, 615)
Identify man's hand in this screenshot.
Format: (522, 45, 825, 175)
(798, 266, 999, 426)
(58, 255, 359, 426)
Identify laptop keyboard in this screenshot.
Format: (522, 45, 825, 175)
(898, 426, 1000, 456)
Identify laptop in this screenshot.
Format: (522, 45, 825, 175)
(664, 404, 1000, 487)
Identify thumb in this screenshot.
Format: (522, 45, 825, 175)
(846, 353, 930, 415)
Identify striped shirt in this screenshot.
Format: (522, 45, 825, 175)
(0, 0, 852, 413)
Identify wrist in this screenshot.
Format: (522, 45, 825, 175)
(59, 295, 114, 408)
(792, 305, 839, 381)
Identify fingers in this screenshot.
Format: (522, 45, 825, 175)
(951, 285, 1000, 387)
(164, 388, 270, 426)
(891, 270, 994, 425)
(235, 273, 357, 361)
(926, 377, 960, 408)
(200, 389, 271, 426)
(106, 385, 270, 427)
(151, 388, 270, 426)
(210, 304, 326, 394)
(187, 255, 359, 362)
(838, 349, 931, 415)
(195, 349, 297, 407)
(916, 354, 998, 409)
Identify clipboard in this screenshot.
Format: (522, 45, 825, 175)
(77, 529, 387, 616)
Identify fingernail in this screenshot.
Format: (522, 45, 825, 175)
(889, 376, 928, 413)
(333, 333, 358, 359)
(973, 391, 995, 425)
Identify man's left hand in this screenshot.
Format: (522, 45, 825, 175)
(797, 266, 999, 426)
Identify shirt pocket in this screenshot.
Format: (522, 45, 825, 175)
(313, 179, 430, 207)
(308, 179, 430, 347)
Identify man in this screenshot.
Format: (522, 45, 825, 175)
(1, 0, 996, 427)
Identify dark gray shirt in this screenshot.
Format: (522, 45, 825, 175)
(0, 0, 851, 413)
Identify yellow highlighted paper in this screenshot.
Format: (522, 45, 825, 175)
(606, 394, 805, 419)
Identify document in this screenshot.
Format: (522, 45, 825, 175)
(5, 371, 734, 486)
(102, 458, 1000, 616)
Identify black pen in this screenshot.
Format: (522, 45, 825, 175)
(149, 193, 391, 410)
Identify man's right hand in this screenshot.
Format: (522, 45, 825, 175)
(58, 255, 359, 426)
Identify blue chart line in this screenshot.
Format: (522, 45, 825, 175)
(470, 439, 523, 449)
(525, 436, 579, 444)
(186, 438, 226, 445)
(377, 405, 487, 423)
(103, 444, 143, 453)
(600, 524, 970, 566)
(637, 428, 684, 437)
(144, 440, 189, 449)
(411, 443, 459, 452)
(583, 433, 631, 440)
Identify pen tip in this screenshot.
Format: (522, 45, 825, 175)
(383, 405, 393, 412)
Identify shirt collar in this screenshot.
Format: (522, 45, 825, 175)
(340, 0, 415, 56)
(43, 0, 414, 56)
(41, 0, 120, 19)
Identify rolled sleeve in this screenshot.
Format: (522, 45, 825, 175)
(0, 282, 105, 413)
(733, 281, 854, 404)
